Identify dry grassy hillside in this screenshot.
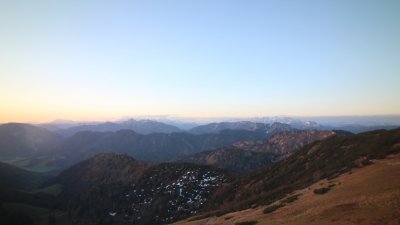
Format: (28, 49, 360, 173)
(172, 153, 400, 225)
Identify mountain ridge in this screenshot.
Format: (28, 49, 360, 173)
(55, 119, 183, 137)
(179, 130, 338, 173)
(0, 128, 399, 225)
(50, 153, 232, 225)
(57, 124, 292, 165)
(0, 123, 63, 158)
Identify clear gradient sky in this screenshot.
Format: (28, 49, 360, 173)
(1, 0, 399, 123)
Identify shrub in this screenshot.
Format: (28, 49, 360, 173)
(313, 187, 330, 194)
(328, 183, 336, 188)
(263, 204, 284, 214)
(281, 193, 301, 204)
(235, 221, 258, 225)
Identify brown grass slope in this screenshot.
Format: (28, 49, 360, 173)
(177, 128, 400, 221)
(173, 153, 400, 225)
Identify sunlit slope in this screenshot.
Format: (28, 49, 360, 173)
(173, 153, 400, 225)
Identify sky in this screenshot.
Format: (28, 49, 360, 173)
(1, 0, 399, 123)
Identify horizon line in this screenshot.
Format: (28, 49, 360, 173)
(2, 114, 400, 124)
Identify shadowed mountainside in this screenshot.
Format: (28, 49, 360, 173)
(0, 162, 56, 225)
(56, 119, 183, 137)
(50, 153, 232, 225)
(255, 130, 338, 154)
(0, 123, 63, 159)
(179, 148, 279, 173)
(0, 122, 293, 172)
(179, 130, 338, 173)
(58, 123, 292, 165)
(0, 162, 46, 191)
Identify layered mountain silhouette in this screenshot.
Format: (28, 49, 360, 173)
(189, 121, 291, 134)
(55, 119, 183, 137)
(179, 130, 337, 172)
(0, 122, 293, 171)
(57, 127, 283, 165)
(0, 123, 62, 158)
(0, 120, 399, 225)
(44, 128, 399, 225)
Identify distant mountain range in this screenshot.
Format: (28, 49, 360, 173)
(1, 119, 399, 170)
(40, 116, 400, 136)
(1, 119, 399, 173)
(49, 119, 296, 137)
(57, 123, 291, 165)
(179, 130, 337, 173)
(189, 121, 292, 134)
(54, 119, 183, 137)
(0, 123, 63, 158)
(0, 122, 293, 172)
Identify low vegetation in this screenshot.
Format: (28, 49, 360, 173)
(281, 193, 302, 204)
(313, 187, 331, 194)
(263, 204, 284, 214)
(263, 193, 302, 214)
(235, 221, 258, 225)
(313, 183, 336, 194)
